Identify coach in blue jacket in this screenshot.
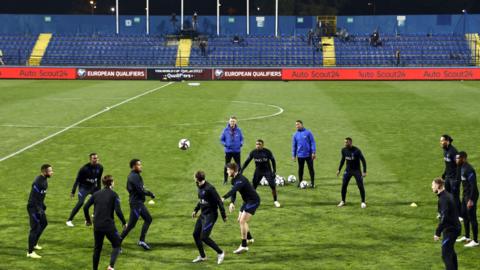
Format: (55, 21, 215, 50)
(292, 120, 316, 188)
(221, 116, 244, 184)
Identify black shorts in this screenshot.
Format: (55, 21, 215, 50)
(253, 170, 275, 189)
(240, 201, 260, 215)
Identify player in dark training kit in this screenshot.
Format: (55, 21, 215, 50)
(191, 171, 226, 264)
(120, 159, 156, 250)
(67, 153, 103, 227)
(84, 175, 127, 270)
(241, 139, 281, 207)
(455, 151, 479, 247)
(222, 163, 261, 254)
(440, 135, 460, 214)
(432, 178, 461, 270)
(27, 164, 54, 259)
(336, 137, 367, 208)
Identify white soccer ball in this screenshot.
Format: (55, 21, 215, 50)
(287, 175, 297, 183)
(178, 138, 190, 150)
(260, 177, 269, 186)
(299, 180, 308, 189)
(275, 175, 285, 186)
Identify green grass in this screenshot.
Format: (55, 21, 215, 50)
(0, 80, 479, 269)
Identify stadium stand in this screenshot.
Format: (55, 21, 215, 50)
(0, 34, 37, 65)
(41, 34, 177, 66)
(335, 34, 472, 67)
(0, 33, 475, 67)
(189, 35, 323, 67)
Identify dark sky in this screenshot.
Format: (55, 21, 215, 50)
(0, 0, 479, 15)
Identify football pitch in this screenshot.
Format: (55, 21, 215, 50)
(0, 79, 479, 269)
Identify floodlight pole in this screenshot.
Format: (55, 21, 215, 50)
(115, 0, 119, 34)
(146, 0, 150, 35)
(246, 0, 250, 35)
(275, 0, 278, 37)
(181, 0, 184, 30)
(217, 0, 220, 36)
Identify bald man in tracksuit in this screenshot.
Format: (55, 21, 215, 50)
(220, 116, 244, 185)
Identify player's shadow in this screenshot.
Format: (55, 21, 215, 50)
(0, 244, 27, 256)
(34, 238, 92, 254)
(365, 179, 399, 185)
(308, 201, 340, 206)
(283, 200, 339, 207)
(160, 213, 193, 219)
(124, 241, 193, 250)
(244, 242, 380, 262)
(369, 200, 435, 207)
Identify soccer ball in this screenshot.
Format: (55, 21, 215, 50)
(287, 175, 297, 183)
(275, 175, 285, 186)
(299, 180, 308, 189)
(178, 138, 190, 150)
(260, 177, 269, 186)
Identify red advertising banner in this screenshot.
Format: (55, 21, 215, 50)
(0, 67, 76, 79)
(77, 68, 146, 80)
(282, 68, 480, 81)
(214, 68, 282, 80)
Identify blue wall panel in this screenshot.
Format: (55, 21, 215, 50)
(0, 14, 479, 36)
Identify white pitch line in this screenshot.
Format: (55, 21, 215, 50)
(0, 100, 285, 129)
(0, 82, 174, 163)
(175, 101, 285, 126)
(231, 101, 284, 122)
(0, 124, 151, 129)
(45, 97, 129, 101)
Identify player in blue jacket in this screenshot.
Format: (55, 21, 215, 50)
(292, 120, 316, 188)
(220, 116, 244, 184)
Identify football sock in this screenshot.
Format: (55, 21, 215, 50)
(241, 239, 247, 247)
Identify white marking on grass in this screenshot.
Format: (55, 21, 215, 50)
(0, 82, 174, 163)
(0, 124, 151, 129)
(1, 100, 285, 129)
(45, 97, 129, 101)
(174, 101, 284, 126)
(231, 101, 284, 122)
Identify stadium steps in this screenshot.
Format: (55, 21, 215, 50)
(466, 33, 480, 66)
(322, 37, 336, 66)
(28, 33, 52, 66)
(175, 38, 192, 67)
